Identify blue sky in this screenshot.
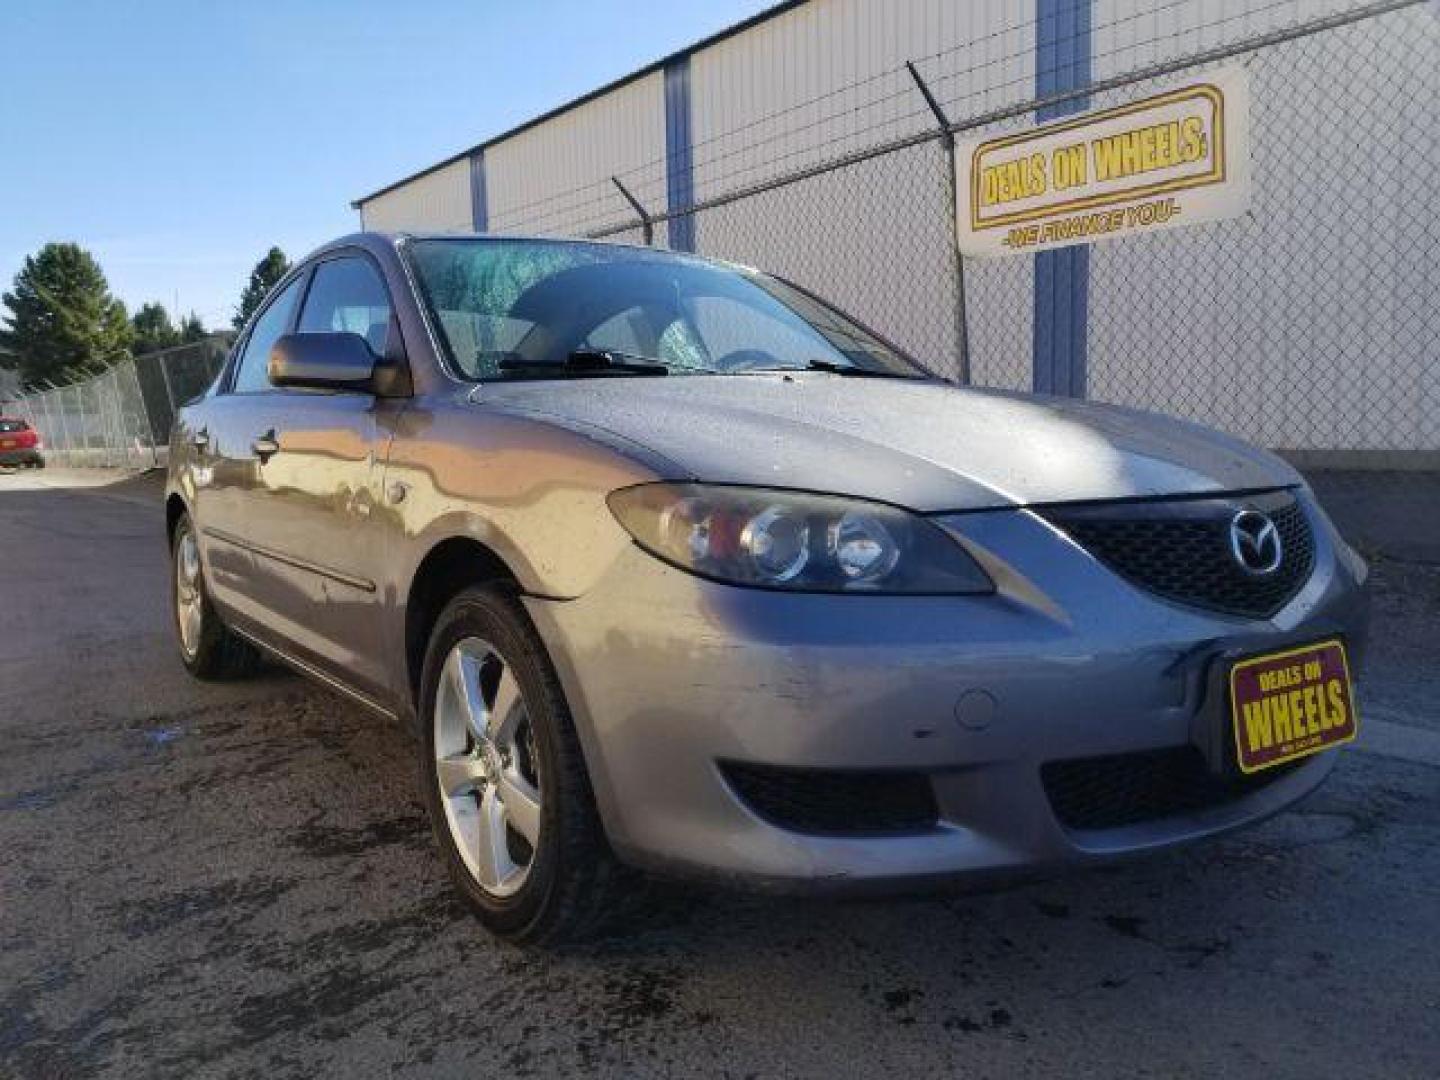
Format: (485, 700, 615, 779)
(0, 0, 773, 330)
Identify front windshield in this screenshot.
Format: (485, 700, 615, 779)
(404, 238, 928, 380)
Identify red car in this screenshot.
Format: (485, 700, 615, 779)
(0, 417, 44, 467)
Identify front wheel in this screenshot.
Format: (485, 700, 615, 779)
(418, 585, 619, 945)
(170, 512, 261, 680)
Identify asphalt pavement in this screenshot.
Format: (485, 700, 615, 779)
(2, 468, 1437, 1079)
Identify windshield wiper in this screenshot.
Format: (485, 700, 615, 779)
(567, 348, 676, 374)
(749, 358, 926, 379)
(497, 349, 672, 377)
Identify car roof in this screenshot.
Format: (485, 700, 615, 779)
(301, 230, 756, 276)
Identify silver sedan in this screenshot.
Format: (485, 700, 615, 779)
(166, 233, 1369, 944)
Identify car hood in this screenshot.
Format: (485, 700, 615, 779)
(476, 374, 1301, 511)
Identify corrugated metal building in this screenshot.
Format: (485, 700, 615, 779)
(353, 0, 1439, 465)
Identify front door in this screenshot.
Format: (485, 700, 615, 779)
(192, 271, 307, 617)
(239, 253, 400, 699)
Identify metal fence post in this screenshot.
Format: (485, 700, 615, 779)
(74, 382, 90, 464)
(157, 352, 178, 415)
(123, 359, 160, 467)
(44, 382, 71, 460)
(79, 364, 104, 465)
(611, 176, 655, 245)
(906, 61, 971, 385)
(34, 392, 52, 457)
(97, 366, 122, 467)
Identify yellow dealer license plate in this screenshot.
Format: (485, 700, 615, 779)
(0, 439, 15, 449)
(1230, 639, 1357, 774)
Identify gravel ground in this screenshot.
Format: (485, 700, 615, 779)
(2, 468, 1437, 1079)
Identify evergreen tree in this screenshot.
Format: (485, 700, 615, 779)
(233, 247, 290, 330)
(0, 243, 132, 385)
(179, 311, 208, 343)
(132, 301, 181, 354)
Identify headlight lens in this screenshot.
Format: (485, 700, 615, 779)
(608, 483, 993, 594)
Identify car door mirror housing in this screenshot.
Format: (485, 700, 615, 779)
(268, 332, 379, 393)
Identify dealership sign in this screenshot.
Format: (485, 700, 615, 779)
(955, 66, 1251, 257)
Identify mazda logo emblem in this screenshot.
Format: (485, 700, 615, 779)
(1229, 510, 1283, 575)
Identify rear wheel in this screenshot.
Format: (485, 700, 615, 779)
(170, 512, 261, 680)
(419, 585, 618, 945)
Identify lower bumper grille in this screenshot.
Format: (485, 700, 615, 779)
(721, 761, 938, 836)
(1042, 746, 1295, 831)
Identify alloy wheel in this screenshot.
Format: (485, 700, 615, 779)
(174, 526, 203, 659)
(433, 637, 543, 897)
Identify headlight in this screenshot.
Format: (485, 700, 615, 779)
(607, 483, 993, 594)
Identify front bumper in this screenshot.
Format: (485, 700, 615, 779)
(0, 448, 42, 466)
(526, 490, 1370, 892)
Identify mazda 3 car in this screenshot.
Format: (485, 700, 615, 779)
(165, 233, 1368, 944)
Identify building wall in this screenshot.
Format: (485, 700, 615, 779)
(353, 0, 1436, 456)
(685, 0, 1034, 374)
(359, 158, 471, 233)
(485, 71, 667, 239)
(689, 0, 1034, 198)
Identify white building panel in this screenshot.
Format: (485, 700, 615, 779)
(484, 71, 667, 238)
(1091, 0, 1371, 79)
(689, 0, 1035, 201)
(359, 158, 472, 233)
(686, 0, 1034, 379)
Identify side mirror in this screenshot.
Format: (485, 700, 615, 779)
(268, 332, 377, 392)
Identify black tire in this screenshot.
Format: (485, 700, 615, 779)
(418, 585, 620, 946)
(170, 512, 262, 681)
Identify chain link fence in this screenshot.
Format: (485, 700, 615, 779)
(8, 1, 1435, 485)
(558, 0, 1437, 475)
(2, 338, 230, 468)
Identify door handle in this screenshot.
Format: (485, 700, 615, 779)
(251, 430, 279, 462)
(191, 428, 210, 452)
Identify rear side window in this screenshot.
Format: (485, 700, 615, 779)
(298, 256, 392, 356)
(232, 277, 303, 394)
(0, 419, 28, 433)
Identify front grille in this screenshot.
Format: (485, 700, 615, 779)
(1040, 489, 1314, 618)
(1042, 746, 1295, 831)
(720, 761, 938, 836)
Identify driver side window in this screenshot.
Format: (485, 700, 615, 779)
(231, 276, 303, 394)
(298, 256, 393, 355)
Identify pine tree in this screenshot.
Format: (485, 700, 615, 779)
(232, 247, 291, 330)
(179, 312, 208, 343)
(0, 243, 133, 386)
(132, 302, 181, 355)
